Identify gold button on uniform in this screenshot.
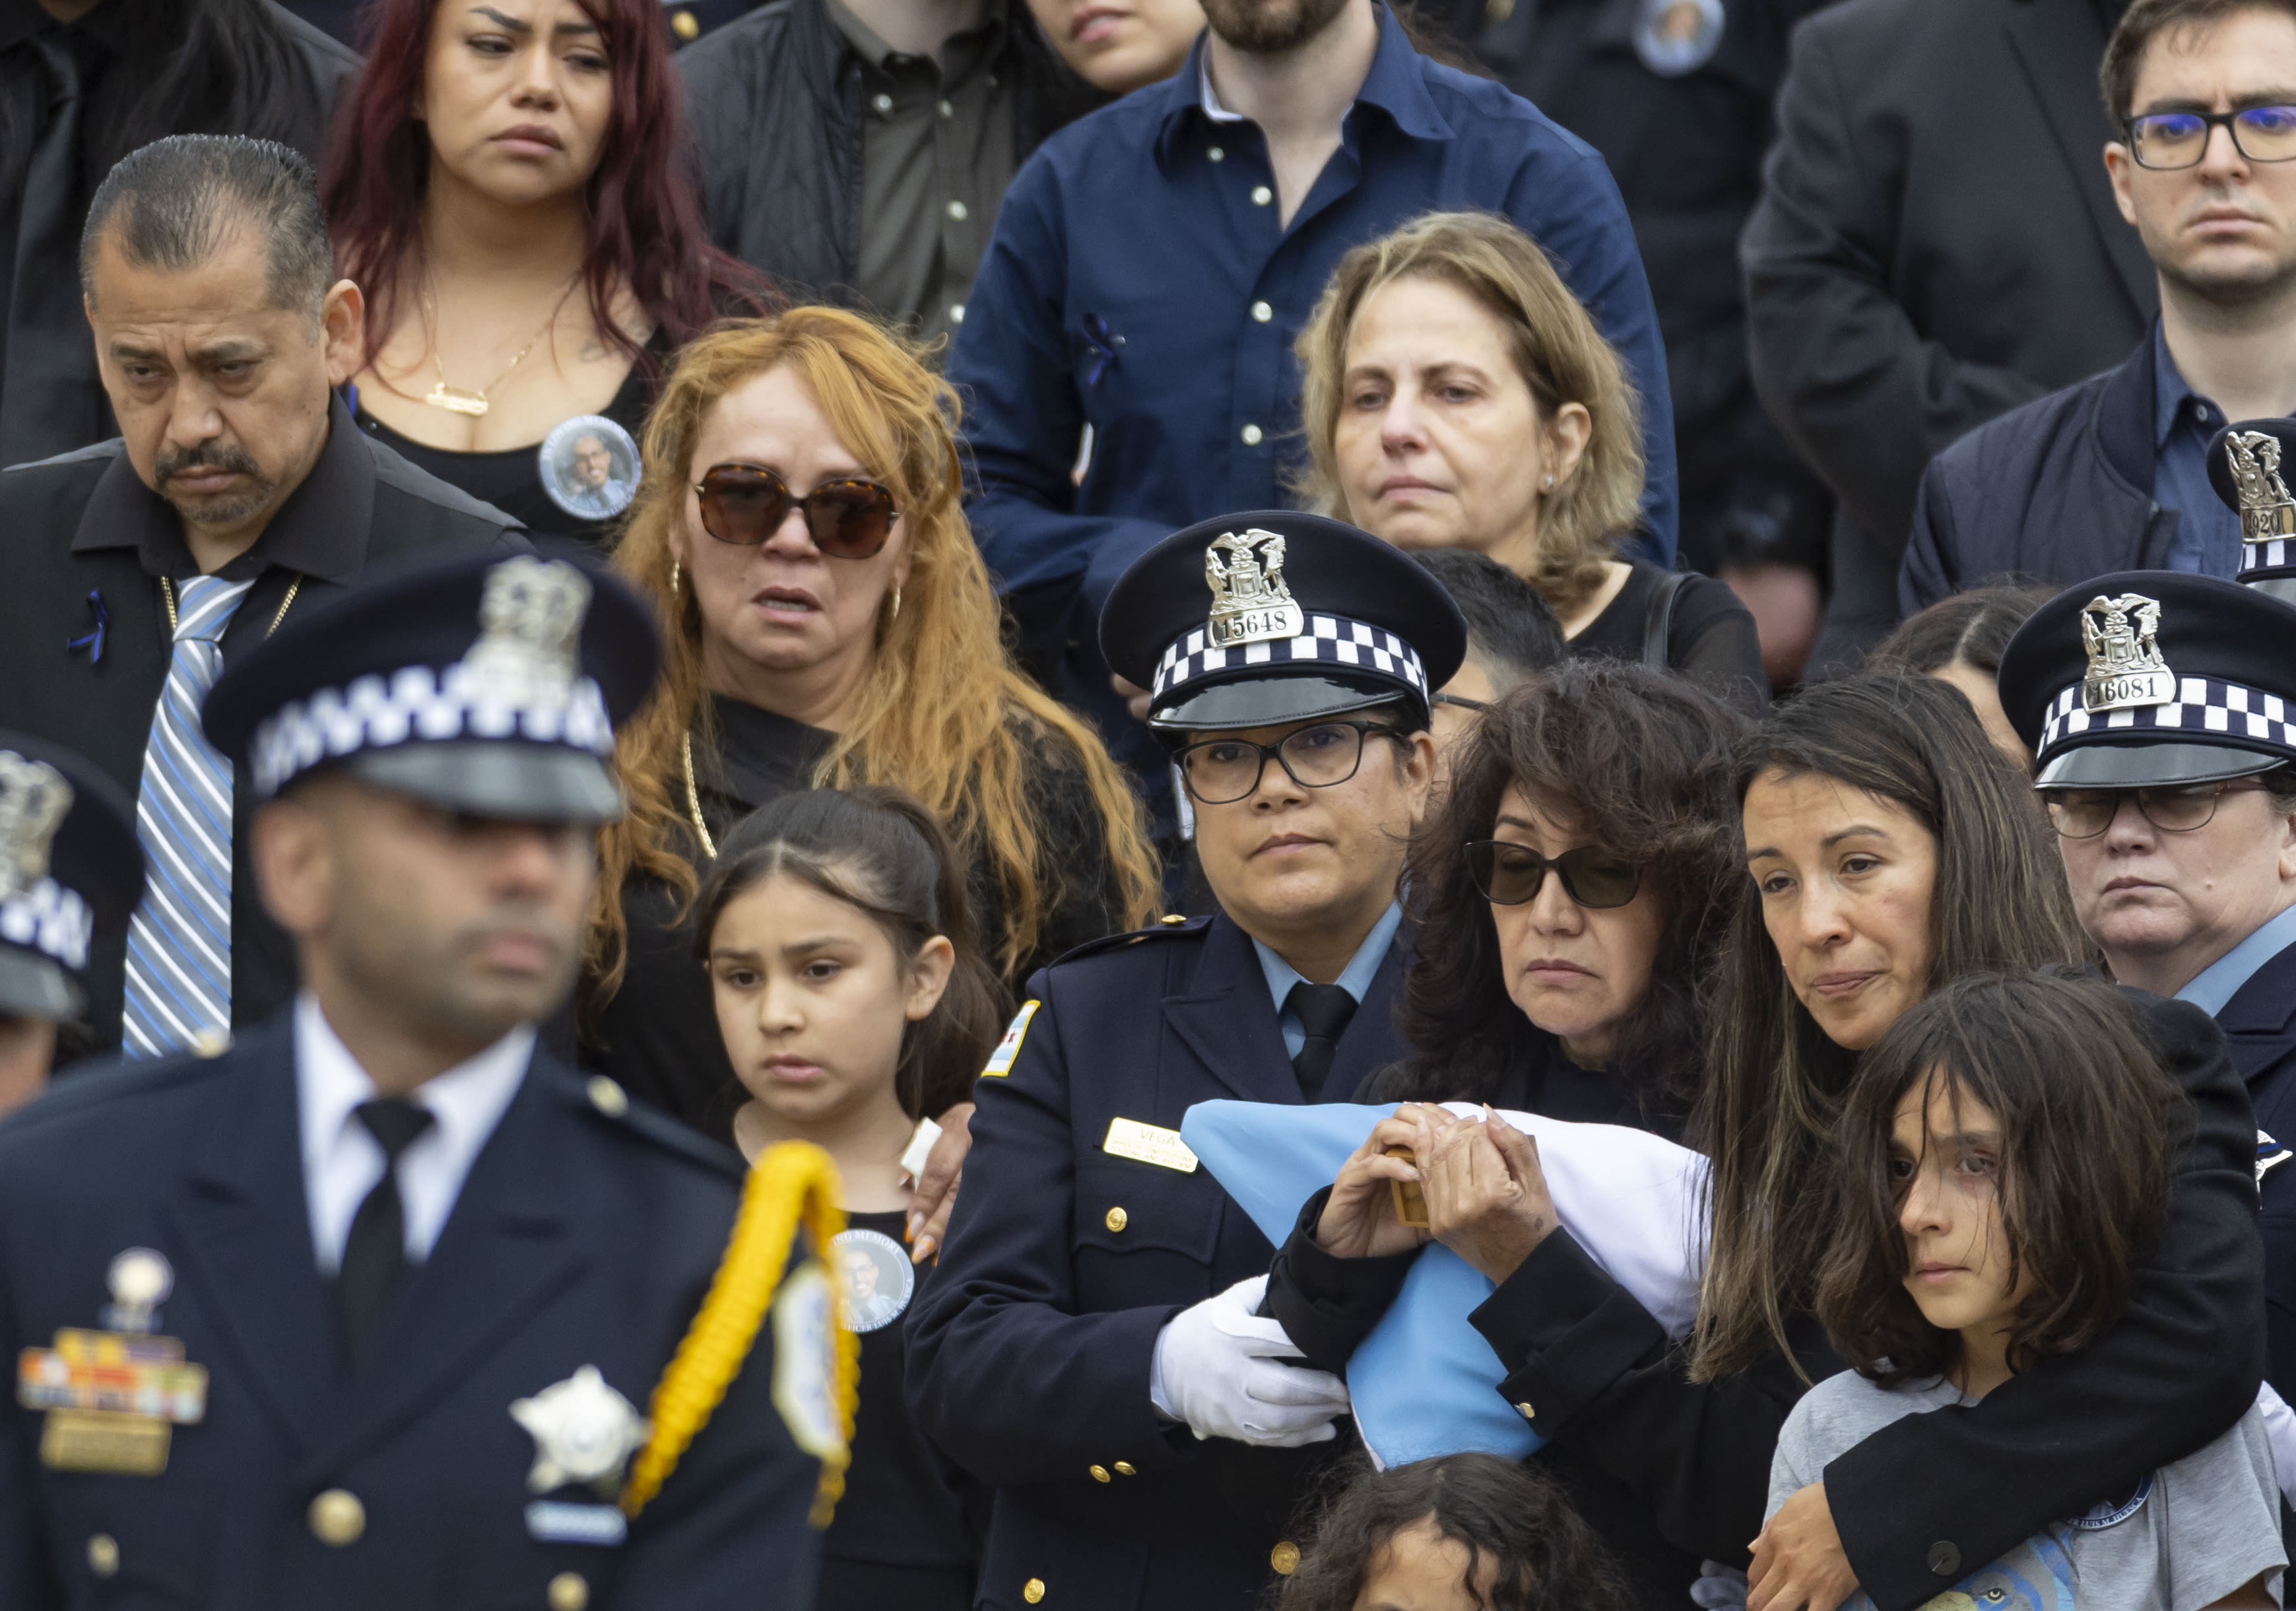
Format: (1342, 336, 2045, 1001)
(947, 199, 969, 221)
(1113, 1461, 1135, 1476)
(587, 1075, 628, 1118)
(1090, 1464, 1111, 1482)
(1250, 185, 1272, 206)
(1250, 300, 1273, 323)
(87, 1534, 119, 1577)
(670, 8, 698, 38)
(548, 1571, 591, 1611)
(1104, 1206, 1127, 1232)
(1514, 1401, 1535, 1421)
(1208, 145, 1225, 162)
(1271, 1541, 1301, 1575)
(1241, 424, 1263, 445)
(309, 1488, 366, 1546)
(1024, 1579, 1047, 1604)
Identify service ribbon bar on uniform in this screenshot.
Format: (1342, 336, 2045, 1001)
(1150, 612, 1428, 702)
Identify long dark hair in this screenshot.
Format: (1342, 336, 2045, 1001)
(1818, 970, 2179, 1386)
(1691, 673, 2091, 1381)
(691, 787, 1006, 1120)
(1275, 1453, 1631, 1611)
(1372, 661, 1745, 1123)
(319, 0, 764, 381)
(6, 0, 343, 197)
(1870, 584, 2054, 678)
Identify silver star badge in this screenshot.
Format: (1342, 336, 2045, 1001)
(509, 1365, 650, 1496)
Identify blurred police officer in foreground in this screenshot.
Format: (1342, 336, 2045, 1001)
(2001, 443, 2296, 1403)
(0, 733, 143, 1116)
(907, 513, 1465, 1611)
(0, 552, 826, 1609)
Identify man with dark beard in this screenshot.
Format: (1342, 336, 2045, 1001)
(0, 134, 524, 1066)
(946, 0, 1668, 851)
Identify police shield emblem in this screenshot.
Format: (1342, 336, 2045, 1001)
(2079, 593, 2176, 713)
(2225, 430, 2296, 542)
(1204, 529, 1303, 648)
(0, 751, 70, 903)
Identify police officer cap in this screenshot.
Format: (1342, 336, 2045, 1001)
(2206, 418, 2296, 599)
(0, 731, 143, 1020)
(1099, 511, 1467, 733)
(1998, 570, 2296, 789)
(203, 551, 659, 824)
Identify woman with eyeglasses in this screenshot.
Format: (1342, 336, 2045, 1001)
(580, 308, 1160, 1151)
(1271, 671, 2263, 1611)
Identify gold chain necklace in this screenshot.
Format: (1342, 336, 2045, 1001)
(160, 574, 302, 637)
(422, 292, 557, 418)
(681, 731, 717, 860)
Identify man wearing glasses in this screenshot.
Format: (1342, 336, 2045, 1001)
(907, 513, 1463, 1611)
(1999, 568, 2296, 1402)
(1902, 0, 2296, 610)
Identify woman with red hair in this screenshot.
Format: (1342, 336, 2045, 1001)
(319, 0, 763, 544)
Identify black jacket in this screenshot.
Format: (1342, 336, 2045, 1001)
(1742, 0, 2155, 670)
(0, 397, 527, 1059)
(1899, 335, 2173, 614)
(0, 1014, 826, 1608)
(677, 0, 1099, 304)
(1267, 991, 2263, 1611)
(2224, 937, 2296, 1407)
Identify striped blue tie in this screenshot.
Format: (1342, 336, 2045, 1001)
(121, 575, 254, 1059)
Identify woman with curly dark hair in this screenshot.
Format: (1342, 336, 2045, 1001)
(1277, 1453, 1633, 1611)
(1266, 660, 1748, 1604)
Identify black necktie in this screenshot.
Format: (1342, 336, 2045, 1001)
(1, 34, 102, 467)
(336, 1098, 437, 1362)
(1286, 982, 1358, 1103)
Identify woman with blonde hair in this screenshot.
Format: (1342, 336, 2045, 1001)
(583, 307, 1160, 1140)
(1296, 211, 1765, 715)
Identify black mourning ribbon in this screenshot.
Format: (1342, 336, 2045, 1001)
(1285, 982, 1358, 1103)
(335, 1098, 438, 1362)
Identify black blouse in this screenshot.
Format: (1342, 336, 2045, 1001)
(353, 346, 655, 548)
(580, 692, 1138, 1140)
(1567, 560, 1769, 718)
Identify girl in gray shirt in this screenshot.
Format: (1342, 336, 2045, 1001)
(1765, 971, 2283, 1611)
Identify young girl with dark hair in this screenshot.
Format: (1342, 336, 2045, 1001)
(319, 0, 764, 543)
(1780, 970, 2281, 1608)
(1276, 1453, 1632, 1611)
(693, 785, 999, 1611)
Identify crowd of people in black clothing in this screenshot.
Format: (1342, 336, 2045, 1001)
(1, 0, 2295, 1606)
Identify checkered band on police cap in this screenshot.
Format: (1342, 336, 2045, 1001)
(2036, 676, 2296, 766)
(1150, 612, 1428, 703)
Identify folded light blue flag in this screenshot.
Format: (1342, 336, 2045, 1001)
(1179, 1100, 1706, 1469)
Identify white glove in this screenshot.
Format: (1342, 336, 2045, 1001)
(1148, 1274, 1352, 1447)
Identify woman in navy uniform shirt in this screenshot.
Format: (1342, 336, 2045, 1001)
(905, 513, 1465, 1611)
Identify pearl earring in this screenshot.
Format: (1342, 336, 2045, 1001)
(1541, 475, 1555, 491)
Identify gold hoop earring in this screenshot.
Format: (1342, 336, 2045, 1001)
(669, 560, 682, 593)
(889, 585, 902, 622)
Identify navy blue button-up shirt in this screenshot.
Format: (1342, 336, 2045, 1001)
(948, 6, 1676, 628)
(2153, 322, 2243, 577)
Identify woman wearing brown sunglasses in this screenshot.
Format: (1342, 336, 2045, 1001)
(581, 307, 1161, 1146)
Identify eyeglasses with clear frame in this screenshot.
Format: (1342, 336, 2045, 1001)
(2122, 105, 2296, 169)
(1173, 720, 1410, 805)
(2040, 777, 2272, 839)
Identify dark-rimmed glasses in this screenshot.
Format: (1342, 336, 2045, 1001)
(1464, 840, 1643, 909)
(2124, 105, 2296, 169)
(1174, 721, 1408, 805)
(1433, 693, 1490, 714)
(2041, 777, 2270, 839)
(692, 463, 899, 558)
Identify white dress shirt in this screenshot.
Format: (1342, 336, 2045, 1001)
(296, 993, 534, 1276)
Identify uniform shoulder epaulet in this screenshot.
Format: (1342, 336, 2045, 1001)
(545, 1062, 747, 1182)
(1045, 914, 1210, 970)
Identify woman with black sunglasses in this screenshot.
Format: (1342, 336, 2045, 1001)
(578, 308, 1162, 1154)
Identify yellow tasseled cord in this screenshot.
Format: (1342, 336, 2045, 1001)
(619, 1140, 860, 1527)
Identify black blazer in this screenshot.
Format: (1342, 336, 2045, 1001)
(905, 909, 1410, 1611)
(0, 1014, 826, 1608)
(1742, 0, 2156, 667)
(1267, 991, 2262, 1611)
(0, 399, 527, 1059)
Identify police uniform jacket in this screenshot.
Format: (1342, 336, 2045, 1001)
(0, 1014, 824, 1610)
(0, 395, 529, 1061)
(2223, 937, 2296, 1404)
(905, 909, 1409, 1611)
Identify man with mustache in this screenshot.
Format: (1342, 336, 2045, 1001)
(1901, 0, 2296, 609)
(0, 133, 523, 1066)
(0, 550, 833, 1610)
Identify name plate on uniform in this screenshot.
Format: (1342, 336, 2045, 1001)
(1103, 1118, 1199, 1173)
(18, 1327, 207, 1476)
